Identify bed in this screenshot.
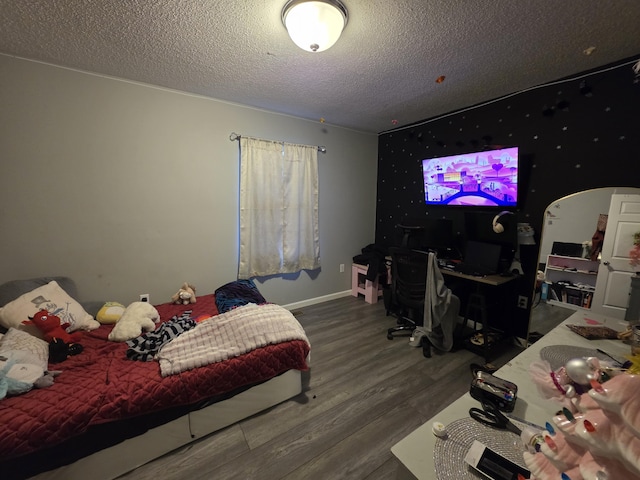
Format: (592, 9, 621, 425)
(0, 277, 310, 480)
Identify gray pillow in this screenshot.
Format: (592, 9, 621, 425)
(0, 276, 78, 307)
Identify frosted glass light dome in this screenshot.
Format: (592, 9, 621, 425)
(282, 0, 348, 52)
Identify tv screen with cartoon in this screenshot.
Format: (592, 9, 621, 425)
(422, 147, 519, 207)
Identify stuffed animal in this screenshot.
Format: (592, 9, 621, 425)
(108, 301, 160, 342)
(0, 358, 33, 399)
(48, 338, 83, 363)
(96, 301, 126, 325)
(22, 310, 83, 344)
(171, 282, 196, 305)
(0, 355, 61, 398)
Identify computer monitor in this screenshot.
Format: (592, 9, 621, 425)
(464, 211, 517, 271)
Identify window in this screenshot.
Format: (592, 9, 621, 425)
(238, 137, 320, 278)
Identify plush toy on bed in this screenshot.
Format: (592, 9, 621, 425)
(0, 358, 33, 399)
(0, 355, 61, 399)
(48, 338, 83, 363)
(171, 282, 197, 305)
(96, 301, 126, 325)
(22, 310, 83, 344)
(108, 301, 160, 342)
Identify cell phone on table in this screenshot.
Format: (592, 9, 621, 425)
(463, 440, 530, 480)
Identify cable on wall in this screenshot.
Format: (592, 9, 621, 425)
(229, 132, 327, 153)
(381, 58, 640, 135)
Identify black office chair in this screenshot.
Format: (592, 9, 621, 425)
(396, 224, 425, 248)
(386, 247, 432, 357)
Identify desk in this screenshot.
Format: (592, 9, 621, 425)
(391, 309, 630, 480)
(440, 268, 517, 361)
(440, 269, 516, 288)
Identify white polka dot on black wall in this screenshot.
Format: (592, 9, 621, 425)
(374, 58, 635, 253)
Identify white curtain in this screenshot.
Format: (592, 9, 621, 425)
(238, 137, 320, 278)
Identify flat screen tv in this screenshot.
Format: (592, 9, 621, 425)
(422, 147, 519, 207)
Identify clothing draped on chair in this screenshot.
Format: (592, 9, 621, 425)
(411, 252, 460, 352)
(238, 137, 320, 279)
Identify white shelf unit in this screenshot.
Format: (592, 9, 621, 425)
(544, 254, 599, 310)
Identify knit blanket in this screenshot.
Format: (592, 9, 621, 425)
(157, 303, 309, 377)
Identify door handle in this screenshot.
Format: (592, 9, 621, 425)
(603, 261, 610, 266)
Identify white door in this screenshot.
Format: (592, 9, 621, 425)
(592, 194, 640, 319)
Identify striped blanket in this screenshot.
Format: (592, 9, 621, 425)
(157, 302, 309, 377)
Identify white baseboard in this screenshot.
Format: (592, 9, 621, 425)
(283, 290, 352, 311)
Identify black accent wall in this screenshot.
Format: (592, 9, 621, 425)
(376, 56, 639, 338)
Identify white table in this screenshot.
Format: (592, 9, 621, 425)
(391, 309, 631, 480)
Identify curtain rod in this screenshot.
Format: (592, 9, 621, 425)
(229, 132, 326, 154)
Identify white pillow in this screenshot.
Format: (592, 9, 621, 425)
(0, 327, 48, 371)
(0, 280, 100, 334)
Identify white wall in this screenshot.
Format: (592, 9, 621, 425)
(0, 55, 378, 307)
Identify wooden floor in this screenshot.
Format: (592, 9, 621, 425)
(118, 296, 528, 480)
(528, 298, 575, 337)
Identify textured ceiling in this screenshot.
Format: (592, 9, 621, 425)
(1, 0, 639, 133)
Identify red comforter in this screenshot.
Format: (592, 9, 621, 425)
(0, 295, 309, 461)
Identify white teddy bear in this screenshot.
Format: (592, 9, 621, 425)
(108, 302, 160, 342)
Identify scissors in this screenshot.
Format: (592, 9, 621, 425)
(469, 401, 522, 436)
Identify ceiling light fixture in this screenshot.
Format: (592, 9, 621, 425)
(282, 0, 348, 53)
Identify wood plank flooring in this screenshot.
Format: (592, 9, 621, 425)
(118, 296, 526, 480)
(528, 300, 575, 337)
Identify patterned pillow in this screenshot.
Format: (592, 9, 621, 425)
(0, 280, 100, 334)
(0, 327, 48, 370)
